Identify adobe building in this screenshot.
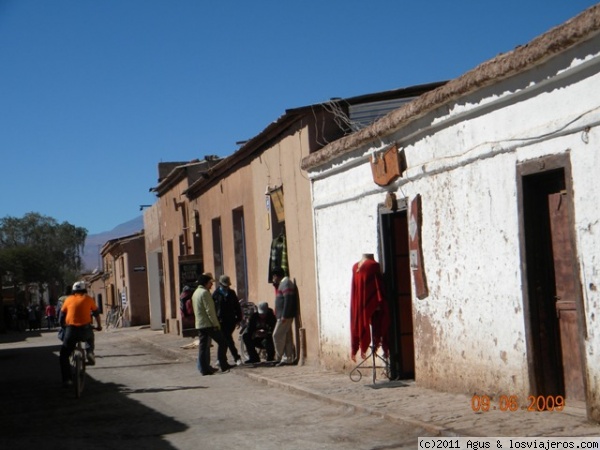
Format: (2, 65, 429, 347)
(85, 270, 108, 319)
(302, 5, 600, 420)
(182, 84, 444, 365)
(100, 231, 149, 326)
(145, 158, 221, 335)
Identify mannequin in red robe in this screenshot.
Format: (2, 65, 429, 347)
(350, 254, 390, 362)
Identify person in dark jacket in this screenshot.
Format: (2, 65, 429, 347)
(212, 275, 243, 366)
(243, 302, 276, 364)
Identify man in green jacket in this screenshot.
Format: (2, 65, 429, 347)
(192, 273, 231, 375)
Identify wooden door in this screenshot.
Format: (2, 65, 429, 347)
(381, 210, 414, 379)
(393, 213, 414, 377)
(548, 192, 586, 402)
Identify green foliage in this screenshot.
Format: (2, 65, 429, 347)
(0, 212, 88, 288)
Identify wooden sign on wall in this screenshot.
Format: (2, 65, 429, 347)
(269, 186, 285, 223)
(409, 194, 429, 299)
(370, 145, 405, 187)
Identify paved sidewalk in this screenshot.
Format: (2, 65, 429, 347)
(118, 326, 600, 438)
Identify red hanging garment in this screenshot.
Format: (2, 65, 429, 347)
(350, 257, 390, 360)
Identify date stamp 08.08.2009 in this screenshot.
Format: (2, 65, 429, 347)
(471, 394, 565, 412)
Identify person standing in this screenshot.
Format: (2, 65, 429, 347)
(35, 304, 43, 330)
(271, 267, 297, 366)
(192, 273, 231, 375)
(179, 285, 195, 333)
(180, 286, 194, 315)
(27, 305, 37, 331)
(212, 275, 243, 366)
(45, 303, 57, 329)
(58, 281, 102, 387)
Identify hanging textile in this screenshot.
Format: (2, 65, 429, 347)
(350, 256, 390, 361)
(268, 233, 288, 282)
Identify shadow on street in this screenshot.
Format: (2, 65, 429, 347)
(0, 331, 187, 449)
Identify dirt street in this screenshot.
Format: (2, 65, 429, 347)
(0, 329, 431, 449)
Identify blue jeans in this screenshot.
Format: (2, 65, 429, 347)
(197, 327, 229, 374)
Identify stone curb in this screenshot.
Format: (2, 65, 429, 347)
(235, 369, 454, 437)
(122, 330, 456, 435)
(115, 328, 600, 438)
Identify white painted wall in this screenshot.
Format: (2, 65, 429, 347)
(144, 205, 163, 331)
(309, 35, 600, 406)
(313, 181, 382, 368)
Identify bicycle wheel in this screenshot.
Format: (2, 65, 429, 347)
(105, 311, 112, 328)
(72, 350, 85, 398)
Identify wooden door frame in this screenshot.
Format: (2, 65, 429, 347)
(378, 199, 415, 379)
(516, 153, 588, 404)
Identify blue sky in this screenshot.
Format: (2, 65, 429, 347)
(1, 0, 598, 235)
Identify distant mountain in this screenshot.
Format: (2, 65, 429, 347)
(81, 216, 144, 271)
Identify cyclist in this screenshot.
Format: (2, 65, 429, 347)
(58, 281, 102, 387)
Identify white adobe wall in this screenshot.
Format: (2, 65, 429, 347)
(312, 165, 382, 370)
(407, 152, 526, 394)
(310, 38, 600, 402)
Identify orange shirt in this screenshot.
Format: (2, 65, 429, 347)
(61, 293, 98, 326)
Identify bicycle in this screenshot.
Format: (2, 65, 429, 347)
(70, 326, 100, 398)
(105, 304, 123, 329)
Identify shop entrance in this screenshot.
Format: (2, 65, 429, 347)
(519, 157, 586, 404)
(380, 208, 415, 379)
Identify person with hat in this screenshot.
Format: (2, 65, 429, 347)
(242, 301, 276, 364)
(192, 272, 231, 375)
(212, 274, 243, 366)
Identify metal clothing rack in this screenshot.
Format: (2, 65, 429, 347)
(349, 327, 391, 384)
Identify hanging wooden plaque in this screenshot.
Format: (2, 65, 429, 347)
(370, 145, 404, 186)
(269, 186, 285, 223)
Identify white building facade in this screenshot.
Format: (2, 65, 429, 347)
(303, 6, 600, 420)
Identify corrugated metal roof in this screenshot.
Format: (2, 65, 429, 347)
(349, 97, 417, 129)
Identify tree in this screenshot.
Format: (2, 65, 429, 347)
(0, 213, 87, 331)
